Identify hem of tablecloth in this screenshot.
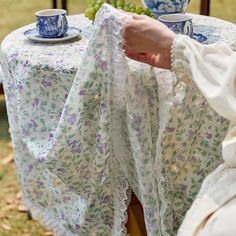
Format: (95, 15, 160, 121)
(23, 198, 71, 236)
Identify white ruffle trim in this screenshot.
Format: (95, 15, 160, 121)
(171, 35, 193, 81)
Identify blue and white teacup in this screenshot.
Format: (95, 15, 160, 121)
(35, 9, 68, 38)
(159, 14, 193, 37)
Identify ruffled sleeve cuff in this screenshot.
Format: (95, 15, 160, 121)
(171, 35, 194, 82)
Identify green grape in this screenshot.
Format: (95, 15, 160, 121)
(84, 0, 156, 21)
(143, 8, 151, 15)
(86, 7, 95, 15)
(90, 0, 97, 6)
(116, 1, 124, 8)
(129, 3, 136, 10)
(123, 6, 130, 12)
(124, 3, 129, 8)
(97, 0, 104, 5)
(136, 7, 143, 14)
(94, 4, 100, 11)
(85, 7, 96, 20)
(110, 0, 116, 6)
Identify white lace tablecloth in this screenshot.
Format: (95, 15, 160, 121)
(1, 12, 236, 236)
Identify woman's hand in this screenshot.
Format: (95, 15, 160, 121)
(123, 14, 176, 69)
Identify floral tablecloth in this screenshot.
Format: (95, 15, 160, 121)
(1, 10, 236, 236)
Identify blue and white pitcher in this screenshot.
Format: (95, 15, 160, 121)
(142, 0, 190, 17)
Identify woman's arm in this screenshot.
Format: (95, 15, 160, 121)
(123, 15, 236, 167)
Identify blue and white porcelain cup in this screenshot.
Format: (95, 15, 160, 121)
(35, 9, 68, 38)
(159, 13, 193, 37)
(142, 0, 190, 18)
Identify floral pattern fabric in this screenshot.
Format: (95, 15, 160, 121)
(1, 5, 236, 236)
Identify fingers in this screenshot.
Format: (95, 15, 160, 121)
(124, 50, 139, 59)
(124, 13, 145, 21)
(122, 25, 133, 51)
(123, 19, 140, 51)
(123, 14, 151, 53)
(124, 50, 149, 64)
(132, 14, 146, 20)
(124, 51, 164, 68)
(122, 43, 132, 52)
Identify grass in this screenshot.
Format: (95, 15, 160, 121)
(0, 0, 235, 235)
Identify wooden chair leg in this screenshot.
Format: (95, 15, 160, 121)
(127, 205, 143, 236)
(126, 192, 147, 236)
(61, 0, 68, 11)
(200, 0, 210, 16)
(0, 84, 4, 94)
(52, 0, 67, 11)
(52, 0, 57, 8)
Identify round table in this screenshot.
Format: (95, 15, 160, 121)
(1, 13, 236, 235)
(1, 14, 236, 86)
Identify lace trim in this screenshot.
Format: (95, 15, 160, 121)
(154, 70, 178, 236)
(103, 6, 174, 235)
(98, 6, 178, 234)
(96, 5, 132, 236)
(171, 35, 192, 82)
(170, 36, 178, 73)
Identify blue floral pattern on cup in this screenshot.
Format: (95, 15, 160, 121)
(142, 0, 190, 17)
(159, 14, 193, 37)
(36, 9, 68, 38)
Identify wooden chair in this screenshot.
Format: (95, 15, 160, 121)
(200, 0, 210, 16)
(0, 66, 3, 94)
(52, 0, 68, 11)
(0, 85, 3, 94)
(126, 192, 147, 235)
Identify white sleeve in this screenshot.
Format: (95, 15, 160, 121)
(171, 35, 236, 167)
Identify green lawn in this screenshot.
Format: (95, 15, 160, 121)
(0, 0, 235, 235)
(0, 0, 235, 42)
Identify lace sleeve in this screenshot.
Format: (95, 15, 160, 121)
(171, 35, 192, 81)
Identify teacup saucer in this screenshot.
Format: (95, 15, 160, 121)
(192, 33, 207, 43)
(24, 27, 81, 43)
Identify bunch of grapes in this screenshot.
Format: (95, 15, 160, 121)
(85, 0, 154, 21)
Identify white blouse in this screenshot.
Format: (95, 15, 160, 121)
(172, 35, 236, 236)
